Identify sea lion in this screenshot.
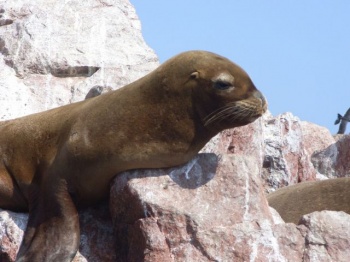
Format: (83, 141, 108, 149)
(0, 50, 267, 261)
(267, 177, 350, 224)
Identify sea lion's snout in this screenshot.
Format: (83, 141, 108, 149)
(253, 90, 268, 115)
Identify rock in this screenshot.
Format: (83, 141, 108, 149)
(261, 112, 317, 191)
(110, 154, 274, 261)
(74, 204, 116, 262)
(0, 210, 26, 262)
(0, 0, 159, 121)
(0, 204, 116, 262)
(300, 121, 335, 156)
(203, 112, 334, 192)
(272, 222, 306, 262)
(195, 220, 304, 262)
(312, 134, 350, 178)
(333, 134, 345, 142)
(111, 153, 350, 262)
(269, 206, 285, 225)
(201, 117, 265, 156)
(84, 85, 104, 100)
(300, 211, 350, 262)
(110, 153, 328, 261)
(201, 117, 265, 165)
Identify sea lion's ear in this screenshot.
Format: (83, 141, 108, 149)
(190, 71, 200, 79)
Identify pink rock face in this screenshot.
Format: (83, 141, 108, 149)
(312, 134, 350, 178)
(201, 118, 265, 159)
(0, 205, 117, 262)
(300, 121, 335, 156)
(261, 112, 319, 191)
(205, 111, 332, 193)
(335, 135, 350, 176)
(0, 0, 159, 122)
(300, 211, 350, 262)
(109, 151, 350, 262)
(110, 154, 273, 261)
(203, 112, 335, 191)
(74, 204, 117, 262)
(0, 210, 26, 262)
(110, 153, 326, 261)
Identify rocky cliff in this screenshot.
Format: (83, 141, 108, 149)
(0, 0, 159, 121)
(1, 1, 350, 261)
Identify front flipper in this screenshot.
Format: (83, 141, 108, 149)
(16, 177, 80, 262)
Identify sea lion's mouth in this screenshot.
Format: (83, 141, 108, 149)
(203, 96, 266, 127)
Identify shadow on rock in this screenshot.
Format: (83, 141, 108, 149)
(115, 153, 219, 190)
(167, 153, 219, 189)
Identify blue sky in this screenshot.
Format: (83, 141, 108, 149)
(131, 1, 350, 134)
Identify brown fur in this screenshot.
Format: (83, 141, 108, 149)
(267, 177, 350, 224)
(0, 50, 266, 261)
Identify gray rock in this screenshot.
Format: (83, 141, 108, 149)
(0, 205, 117, 262)
(300, 211, 350, 262)
(312, 134, 350, 178)
(0, 0, 159, 121)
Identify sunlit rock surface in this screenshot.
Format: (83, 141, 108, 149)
(202, 111, 335, 192)
(110, 154, 279, 261)
(312, 134, 350, 178)
(0, 0, 159, 121)
(300, 211, 350, 262)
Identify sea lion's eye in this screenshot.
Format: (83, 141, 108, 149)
(190, 72, 199, 79)
(214, 80, 231, 90)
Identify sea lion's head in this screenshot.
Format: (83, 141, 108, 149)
(159, 51, 267, 133)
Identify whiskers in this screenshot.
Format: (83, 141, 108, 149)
(203, 100, 262, 127)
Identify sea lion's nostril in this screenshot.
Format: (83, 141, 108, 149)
(254, 91, 268, 111)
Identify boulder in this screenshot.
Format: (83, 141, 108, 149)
(300, 121, 335, 156)
(203, 111, 336, 191)
(110, 153, 350, 262)
(300, 211, 350, 262)
(0, 205, 116, 262)
(0, 210, 26, 262)
(312, 135, 350, 178)
(261, 112, 317, 191)
(110, 154, 297, 261)
(0, 0, 159, 121)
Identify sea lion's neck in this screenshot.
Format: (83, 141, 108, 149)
(107, 71, 214, 164)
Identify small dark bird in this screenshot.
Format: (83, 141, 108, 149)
(85, 85, 103, 100)
(334, 108, 350, 134)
